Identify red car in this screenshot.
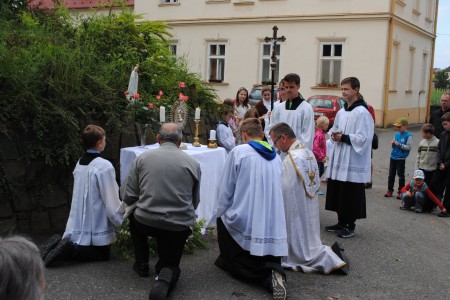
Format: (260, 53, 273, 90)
(306, 95, 346, 127)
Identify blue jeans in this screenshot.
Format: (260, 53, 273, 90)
(401, 191, 426, 210)
(388, 158, 406, 192)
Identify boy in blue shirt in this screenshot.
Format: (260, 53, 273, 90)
(385, 118, 413, 199)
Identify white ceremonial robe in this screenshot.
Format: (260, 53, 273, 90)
(281, 141, 345, 273)
(215, 144, 288, 257)
(266, 101, 315, 150)
(326, 106, 374, 183)
(63, 157, 123, 246)
(217, 123, 235, 153)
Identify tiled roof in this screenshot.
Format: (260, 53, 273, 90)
(29, 0, 134, 9)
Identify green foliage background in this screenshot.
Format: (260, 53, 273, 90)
(0, 2, 218, 167)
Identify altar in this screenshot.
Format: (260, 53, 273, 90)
(120, 143, 227, 227)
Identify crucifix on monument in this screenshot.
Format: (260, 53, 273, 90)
(264, 26, 286, 110)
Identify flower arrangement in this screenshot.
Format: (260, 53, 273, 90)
(125, 92, 160, 126)
(124, 81, 190, 126)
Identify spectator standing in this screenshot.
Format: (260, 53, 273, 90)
(429, 112, 450, 217)
(235, 87, 250, 121)
(121, 123, 201, 299)
(384, 118, 413, 199)
(429, 92, 450, 138)
(416, 123, 439, 185)
(325, 77, 373, 238)
(313, 116, 329, 195)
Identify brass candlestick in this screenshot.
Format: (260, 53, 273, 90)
(192, 119, 201, 147)
(207, 139, 217, 148)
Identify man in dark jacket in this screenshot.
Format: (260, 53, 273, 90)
(429, 93, 450, 138)
(430, 112, 450, 217)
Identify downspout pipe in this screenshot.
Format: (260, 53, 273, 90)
(383, 0, 395, 128)
(426, 0, 440, 121)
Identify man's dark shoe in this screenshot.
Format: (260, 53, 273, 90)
(325, 223, 342, 233)
(337, 226, 355, 238)
(44, 238, 73, 267)
(331, 241, 349, 275)
(39, 234, 61, 260)
(384, 191, 393, 197)
(133, 262, 150, 277)
(438, 211, 450, 218)
(271, 270, 287, 300)
(415, 208, 423, 213)
(149, 268, 173, 300)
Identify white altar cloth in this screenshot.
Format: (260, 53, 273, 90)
(120, 143, 227, 227)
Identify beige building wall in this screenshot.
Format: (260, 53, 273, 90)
(135, 0, 437, 127)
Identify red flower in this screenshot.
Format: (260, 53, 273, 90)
(179, 92, 189, 102)
(148, 103, 154, 109)
(158, 90, 164, 96)
(124, 91, 129, 95)
(156, 95, 161, 100)
(134, 93, 140, 99)
(178, 82, 186, 88)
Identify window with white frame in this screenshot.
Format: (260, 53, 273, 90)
(208, 42, 226, 82)
(260, 42, 281, 84)
(319, 42, 342, 86)
(169, 42, 178, 56)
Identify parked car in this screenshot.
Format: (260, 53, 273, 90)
(249, 85, 278, 107)
(306, 95, 345, 127)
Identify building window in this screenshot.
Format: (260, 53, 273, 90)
(162, 0, 179, 3)
(260, 42, 281, 84)
(169, 42, 177, 56)
(208, 43, 226, 82)
(319, 42, 342, 86)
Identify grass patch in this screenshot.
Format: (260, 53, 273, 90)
(431, 88, 449, 105)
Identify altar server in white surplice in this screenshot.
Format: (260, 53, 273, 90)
(325, 77, 373, 239)
(269, 123, 348, 275)
(214, 118, 288, 300)
(43, 125, 123, 267)
(265, 73, 315, 150)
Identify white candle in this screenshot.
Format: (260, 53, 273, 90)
(210, 130, 216, 140)
(195, 107, 201, 120)
(160, 106, 165, 123)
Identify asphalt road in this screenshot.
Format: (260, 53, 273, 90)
(42, 125, 450, 300)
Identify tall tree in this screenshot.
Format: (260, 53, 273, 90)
(434, 71, 449, 90)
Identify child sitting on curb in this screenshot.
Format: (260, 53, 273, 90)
(399, 170, 447, 214)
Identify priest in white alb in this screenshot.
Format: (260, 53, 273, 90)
(214, 118, 288, 300)
(325, 77, 373, 238)
(269, 122, 348, 275)
(265, 73, 315, 150)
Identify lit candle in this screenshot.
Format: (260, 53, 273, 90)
(195, 107, 201, 120)
(210, 130, 216, 140)
(160, 106, 165, 123)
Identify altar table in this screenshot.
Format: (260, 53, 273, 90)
(120, 143, 227, 227)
